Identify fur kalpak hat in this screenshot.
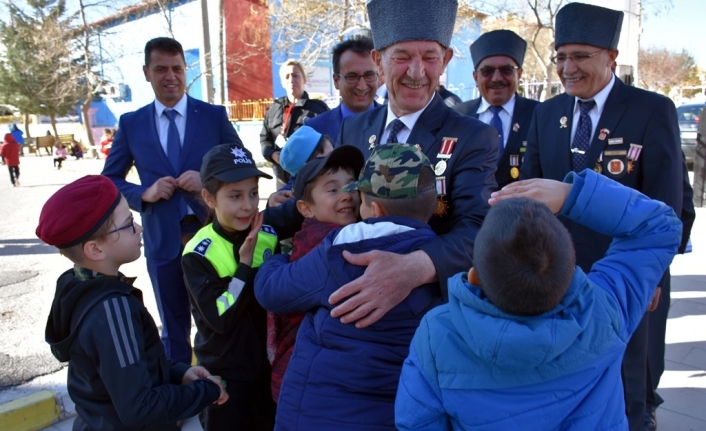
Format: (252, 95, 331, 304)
(471, 30, 527, 69)
(366, 0, 458, 50)
(555, 2, 623, 50)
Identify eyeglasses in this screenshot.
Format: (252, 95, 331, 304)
(336, 72, 379, 84)
(551, 49, 605, 65)
(477, 65, 519, 78)
(107, 216, 136, 235)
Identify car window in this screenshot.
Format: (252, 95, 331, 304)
(677, 105, 705, 122)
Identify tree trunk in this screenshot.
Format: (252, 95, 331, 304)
(81, 98, 95, 146)
(23, 113, 31, 138)
(201, 0, 215, 103)
(50, 114, 58, 139)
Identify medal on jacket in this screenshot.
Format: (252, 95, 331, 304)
(510, 154, 520, 179)
(434, 176, 448, 217)
(434, 137, 457, 176)
(594, 152, 603, 174)
(627, 143, 642, 174)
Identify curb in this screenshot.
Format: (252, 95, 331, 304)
(0, 391, 60, 431)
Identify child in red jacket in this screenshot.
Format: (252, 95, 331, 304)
(0, 133, 20, 186)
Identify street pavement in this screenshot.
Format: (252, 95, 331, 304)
(1, 154, 705, 430)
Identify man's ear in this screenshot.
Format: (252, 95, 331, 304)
(371, 200, 387, 218)
(468, 267, 481, 286)
(82, 240, 106, 262)
(296, 199, 315, 218)
(201, 189, 216, 209)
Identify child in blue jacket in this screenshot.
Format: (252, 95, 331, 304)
(255, 144, 443, 431)
(394, 169, 681, 431)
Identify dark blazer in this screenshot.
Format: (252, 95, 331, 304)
(454, 94, 539, 189)
(102, 96, 241, 260)
(337, 93, 498, 296)
(521, 77, 683, 272)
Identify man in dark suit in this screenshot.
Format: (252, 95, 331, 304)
(102, 37, 241, 364)
(520, 4, 682, 430)
(331, 0, 498, 327)
(454, 30, 538, 189)
(306, 35, 379, 142)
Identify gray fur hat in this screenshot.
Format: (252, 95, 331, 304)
(367, 0, 458, 50)
(470, 30, 527, 69)
(555, 2, 623, 50)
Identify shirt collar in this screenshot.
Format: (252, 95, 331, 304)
(477, 93, 517, 115)
(340, 101, 375, 119)
(73, 265, 136, 285)
(384, 95, 435, 131)
(573, 74, 615, 115)
(154, 93, 188, 118)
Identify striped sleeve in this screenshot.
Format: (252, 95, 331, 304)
(102, 296, 141, 367)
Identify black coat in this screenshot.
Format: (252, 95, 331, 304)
(260, 92, 329, 183)
(337, 93, 498, 297)
(454, 94, 539, 189)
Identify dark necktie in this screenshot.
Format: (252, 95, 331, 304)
(489, 106, 504, 156)
(386, 119, 406, 143)
(164, 109, 181, 172)
(571, 100, 596, 172)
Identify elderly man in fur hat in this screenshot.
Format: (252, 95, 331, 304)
(454, 30, 539, 189)
(333, 0, 498, 326)
(521, 3, 690, 430)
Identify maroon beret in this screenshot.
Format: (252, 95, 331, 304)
(36, 175, 121, 248)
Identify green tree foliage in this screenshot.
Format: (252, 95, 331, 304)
(0, 0, 83, 136)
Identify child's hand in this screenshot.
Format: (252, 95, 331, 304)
(489, 178, 571, 214)
(181, 366, 212, 384)
(238, 212, 264, 266)
(206, 375, 230, 405)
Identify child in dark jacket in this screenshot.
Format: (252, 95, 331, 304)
(181, 144, 278, 431)
(39, 175, 227, 431)
(255, 144, 442, 431)
(267, 145, 364, 402)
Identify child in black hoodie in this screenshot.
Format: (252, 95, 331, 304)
(39, 175, 227, 431)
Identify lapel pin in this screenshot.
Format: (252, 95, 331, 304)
(598, 128, 609, 141)
(368, 135, 376, 150)
(512, 123, 520, 132)
(560, 117, 568, 129)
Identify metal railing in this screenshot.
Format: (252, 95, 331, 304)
(224, 99, 273, 122)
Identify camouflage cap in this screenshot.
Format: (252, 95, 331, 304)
(343, 143, 433, 199)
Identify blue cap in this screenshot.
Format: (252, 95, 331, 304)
(280, 126, 324, 176)
(471, 30, 527, 69)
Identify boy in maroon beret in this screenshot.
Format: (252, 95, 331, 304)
(38, 175, 228, 431)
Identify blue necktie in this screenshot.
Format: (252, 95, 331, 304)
(386, 119, 406, 143)
(489, 106, 504, 156)
(164, 109, 181, 173)
(571, 100, 596, 172)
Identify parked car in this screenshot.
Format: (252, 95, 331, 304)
(678, 102, 706, 169)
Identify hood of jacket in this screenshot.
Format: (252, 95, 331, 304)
(45, 268, 137, 362)
(445, 268, 621, 388)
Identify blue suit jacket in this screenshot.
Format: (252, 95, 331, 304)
(337, 94, 498, 297)
(102, 96, 241, 260)
(305, 105, 345, 142)
(521, 78, 683, 272)
(454, 95, 538, 189)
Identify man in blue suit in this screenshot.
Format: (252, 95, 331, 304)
(454, 30, 538, 189)
(306, 35, 379, 142)
(102, 37, 241, 364)
(331, 0, 498, 327)
(520, 4, 683, 430)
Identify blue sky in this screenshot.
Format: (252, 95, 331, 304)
(641, 0, 705, 68)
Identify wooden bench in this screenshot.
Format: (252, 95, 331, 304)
(57, 134, 74, 146)
(35, 136, 55, 156)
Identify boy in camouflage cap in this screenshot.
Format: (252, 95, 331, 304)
(254, 143, 441, 430)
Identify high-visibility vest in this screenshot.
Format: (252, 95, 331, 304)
(184, 223, 277, 315)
